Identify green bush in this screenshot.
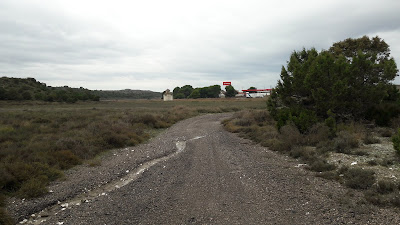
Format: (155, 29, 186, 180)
(309, 159, 336, 172)
(289, 146, 317, 161)
(343, 167, 375, 190)
(333, 131, 359, 153)
(392, 128, 400, 154)
(376, 179, 397, 194)
(366, 102, 400, 126)
(279, 123, 303, 147)
(17, 177, 48, 199)
(52, 150, 81, 170)
(274, 108, 318, 133)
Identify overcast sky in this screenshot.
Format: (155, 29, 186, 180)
(1, 0, 399, 91)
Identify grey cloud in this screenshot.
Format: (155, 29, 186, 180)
(1, 0, 400, 91)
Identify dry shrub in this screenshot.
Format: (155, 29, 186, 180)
(279, 123, 303, 147)
(353, 150, 369, 156)
(56, 137, 85, 151)
(377, 127, 393, 137)
(197, 107, 223, 113)
(333, 131, 359, 153)
(342, 167, 375, 190)
(289, 146, 317, 161)
(0, 166, 17, 193)
(390, 116, 400, 129)
(234, 111, 255, 127)
(390, 194, 400, 207)
(258, 125, 279, 140)
(316, 140, 335, 154)
(170, 106, 195, 121)
(0, 205, 14, 225)
(252, 110, 271, 124)
(52, 150, 81, 170)
(223, 119, 241, 133)
(364, 190, 386, 206)
(87, 158, 101, 167)
(306, 123, 330, 146)
(261, 138, 281, 150)
(309, 159, 336, 172)
(376, 179, 397, 194)
(379, 158, 394, 167)
(337, 122, 366, 138)
(102, 132, 129, 148)
(140, 114, 159, 127)
(367, 160, 378, 166)
(362, 132, 380, 144)
(316, 171, 340, 181)
(17, 176, 48, 199)
(265, 139, 291, 152)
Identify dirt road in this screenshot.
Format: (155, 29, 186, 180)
(11, 113, 400, 224)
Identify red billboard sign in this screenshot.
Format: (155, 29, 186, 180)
(223, 82, 231, 86)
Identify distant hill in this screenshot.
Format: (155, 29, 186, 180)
(0, 77, 99, 103)
(93, 89, 162, 100)
(0, 77, 162, 102)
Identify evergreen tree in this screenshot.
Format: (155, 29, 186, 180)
(268, 36, 399, 131)
(225, 85, 238, 97)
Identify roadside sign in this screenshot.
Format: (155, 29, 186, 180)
(223, 82, 231, 86)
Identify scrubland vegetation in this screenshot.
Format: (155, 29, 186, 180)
(93, 89, 161, 100)
(224, 36, 400, 209)
(0, 98, 265, 224)
(224, 109, 400, 207)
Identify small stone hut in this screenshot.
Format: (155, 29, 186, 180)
(163, 89, 173, 101)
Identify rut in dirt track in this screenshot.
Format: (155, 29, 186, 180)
(19, 113, 400, 224)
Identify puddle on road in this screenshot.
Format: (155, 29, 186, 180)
(21, 136, 204, 224)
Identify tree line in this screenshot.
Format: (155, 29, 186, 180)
(172, 84, 239, 99)
(0, 77, 99, 103)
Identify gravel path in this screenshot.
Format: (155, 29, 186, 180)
(9, 113, 400, 224)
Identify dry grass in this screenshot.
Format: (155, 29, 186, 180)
(0, 98, 266, 221)
(223, 109, 400, 208)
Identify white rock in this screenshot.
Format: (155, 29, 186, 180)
(295, 164, 307, 168)
(351, 162, 357, 165)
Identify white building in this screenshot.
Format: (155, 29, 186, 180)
(242, 89, 271, 98)
(163, 89, 173, 101)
